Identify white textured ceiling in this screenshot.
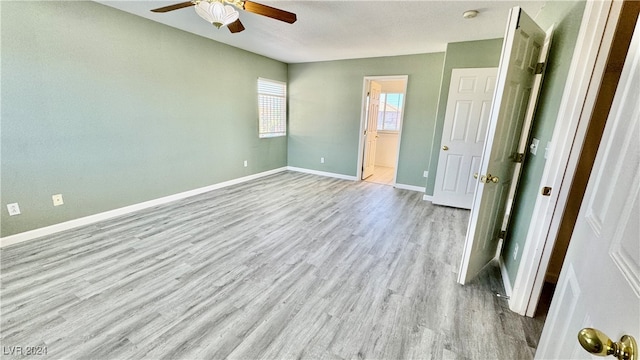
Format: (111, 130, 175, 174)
(96, 0, 547, 63)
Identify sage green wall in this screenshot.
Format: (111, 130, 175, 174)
(288, 54, 445, 187)
(426, 38, 504, 195)
(0, 1, 287, 237)
(503, 0, 586, 286)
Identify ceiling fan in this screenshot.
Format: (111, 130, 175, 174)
(150, 0, 297, 33)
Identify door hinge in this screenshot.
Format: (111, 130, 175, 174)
(541, 187, 552, 196)
(534, 62, 545, 74)
(499, 230, 507, 239)
(513, 152, 525, 163)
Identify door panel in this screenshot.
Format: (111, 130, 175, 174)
(451, 101, 472, 141)
(475, 101, 492, 143)
(433, 67, 498, 209)
(362, 81, 381, 179)
(536, 19, 640, 357)
(442, 155, 463, 191)
(457, 7, 549, 284)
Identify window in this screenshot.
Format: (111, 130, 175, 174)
(258, 78, 287, 138)
(377, 93, 404, 131)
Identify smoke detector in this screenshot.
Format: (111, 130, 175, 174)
(463, 10, 479, 19)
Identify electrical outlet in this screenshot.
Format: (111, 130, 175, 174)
(7, 203, 20, 216)
(513, 243, 519, 260)
(52, 194, 64, 206)
(243, 160, 248, 167)
(423, 171, 429, 178)
(320, 157, 325, 164)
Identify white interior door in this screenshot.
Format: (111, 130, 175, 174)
(535, 18, 640, 359)
(457, 7, 549, 284)
(433, 68, 498, 209)
(362, 81, 381, 179)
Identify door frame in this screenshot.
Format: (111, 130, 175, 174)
(506, 0, 623, 316)
(356, 75, 409, 183)
(535, 14, 640, 357)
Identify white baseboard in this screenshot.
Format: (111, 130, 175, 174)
(499, 255, 513, 298)
(0, 167, 288, 248)
(394, 183, 426, 193)
(422, 194, 433, 201)
(286, 168, 427, 195)
(286, 166, 358, 181)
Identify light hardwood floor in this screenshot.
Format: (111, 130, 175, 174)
(0, 172, 544, 359)
(364, 166, 395, 186)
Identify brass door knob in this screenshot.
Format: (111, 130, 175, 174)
(578, 328, 637, 360)
(479, 174, 499, 184)
(442, 145, 449, 151)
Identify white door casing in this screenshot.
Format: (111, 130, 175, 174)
(535, 18, 640, 358)
(362, 81, 381, 180)
(356, 76, 408, 183)
(433, 68, 498, 209)
(458, 7, 549, 285)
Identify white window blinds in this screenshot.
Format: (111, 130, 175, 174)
(258, 78, 287, 138)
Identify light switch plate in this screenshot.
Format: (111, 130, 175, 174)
(545, 141, 551, 159)
(530, 138, 540, 155)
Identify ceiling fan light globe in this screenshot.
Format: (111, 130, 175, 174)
(221, 5, 240, 26)
(195, 1, 239, 29)
(194, 1, 214, 23)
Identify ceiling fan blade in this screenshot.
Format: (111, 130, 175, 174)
(228, 19, 245, 33)
(150, 1, 194, 13)
(243, 1, 297, 24)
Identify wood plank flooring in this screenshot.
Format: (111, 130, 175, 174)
(0, 172, 545, 359)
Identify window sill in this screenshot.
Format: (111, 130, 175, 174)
(259, 134, 287, 139)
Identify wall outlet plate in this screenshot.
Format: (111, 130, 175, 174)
(52, 194, 64, 206)
(423, 171, 429, 178)
(7, 203, 20, 216)
(243, 160, 248, 167)
(320, 157, 325, 164)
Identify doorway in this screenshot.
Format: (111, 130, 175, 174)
(499, 0, 639, 320)
(529, 1, 638, 318)
(357, 76, 408, 186)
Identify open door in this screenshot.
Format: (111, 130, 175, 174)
(362, 81, 382, 180)
(457, 7, 551, 284)
(535, 18, 640, 357)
